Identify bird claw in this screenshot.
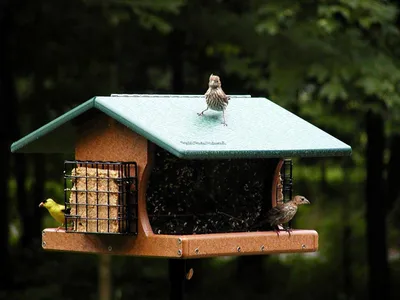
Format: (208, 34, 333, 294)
(273, 227, 292, 237)
(221, 122, 227, 126)
(197, 112, 203, 116)
(274, 228, 281, 237)
(285, 227, 293, 237)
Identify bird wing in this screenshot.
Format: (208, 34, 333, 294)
(266, 206, 284, 221)
(47, 204, 69, 225)
(58, 203, 70, 214)
(219, 89, 230, 103)
(266, 204, 298, 226)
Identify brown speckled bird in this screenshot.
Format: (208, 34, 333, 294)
(197, 74, 230, 126)
(266, 195, 310, 236)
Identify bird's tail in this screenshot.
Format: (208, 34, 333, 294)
(249, 219, 270, 231)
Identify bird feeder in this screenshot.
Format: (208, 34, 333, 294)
(11, 94, 351, 258)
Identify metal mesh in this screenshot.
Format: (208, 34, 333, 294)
(282, 158, 293, 228)
(281, 159, 293, 202)
(63, 160, 138, 235)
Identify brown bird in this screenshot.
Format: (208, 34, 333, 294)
(266, 195, 310, 236)
(197, 74, 230, 126)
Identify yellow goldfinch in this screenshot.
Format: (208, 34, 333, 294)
(39, 198, 71, 230)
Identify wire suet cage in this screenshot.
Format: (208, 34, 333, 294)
(63, 160, 138, 235)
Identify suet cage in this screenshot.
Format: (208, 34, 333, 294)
(63, 160, 138, 234)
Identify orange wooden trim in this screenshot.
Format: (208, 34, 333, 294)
(75, 116, 153, 236)
(271, 159, 284, 207)
(137, 142, 154, 235)
(41, 228, 179, 257)
(41, 228, 318, 258)
(180, 230, 318, 258)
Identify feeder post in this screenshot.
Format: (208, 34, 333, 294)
(168, 259, 186, 300)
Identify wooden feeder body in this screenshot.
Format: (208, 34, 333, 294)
(11, 95, 352, 258)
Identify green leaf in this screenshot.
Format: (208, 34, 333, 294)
(319, 78, 348, 101)
(308, 64, 330, 83)
(255, 19, 279, 35)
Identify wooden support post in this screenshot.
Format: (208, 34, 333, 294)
(98, 254, 112, 300)
(168, 259, 186, 300)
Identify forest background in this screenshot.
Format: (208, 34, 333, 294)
(1, 1, 400, 299)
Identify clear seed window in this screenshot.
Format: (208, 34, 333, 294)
(146, 148, 293, 235)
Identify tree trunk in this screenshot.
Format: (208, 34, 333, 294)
(16, 154, 28, 243)
(342, 224, 353, 300)
(168, 259, 186, 300)
(0, 0, 20, 289)
(169, 28, 185, 93)
(341, 159, 353, 300)
(365, 110, 389, 300)
(386, 134, 400, 211)
(387, 134, 400, 232)
(98, 255, 112, 300)
(236, 256, 266, 294)
(0, 108, 11, 290)
(20, 68, 48, 247)
(21, 154, 45, 247)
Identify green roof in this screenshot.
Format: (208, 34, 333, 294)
(11, 94, 351, 159)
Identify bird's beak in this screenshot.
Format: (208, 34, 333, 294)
(39, 202, 44, 208)
(303, 199, 310, 204)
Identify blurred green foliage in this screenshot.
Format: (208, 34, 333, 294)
(2, 0, 400, 299)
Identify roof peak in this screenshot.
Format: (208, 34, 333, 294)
(10, 95, 352, 158)
(110, 94, 251, 98)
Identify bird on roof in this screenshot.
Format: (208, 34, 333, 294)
(197, 74, 230, 126)
(266, 195, 310, 236)
(39, 198, 71, 231)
